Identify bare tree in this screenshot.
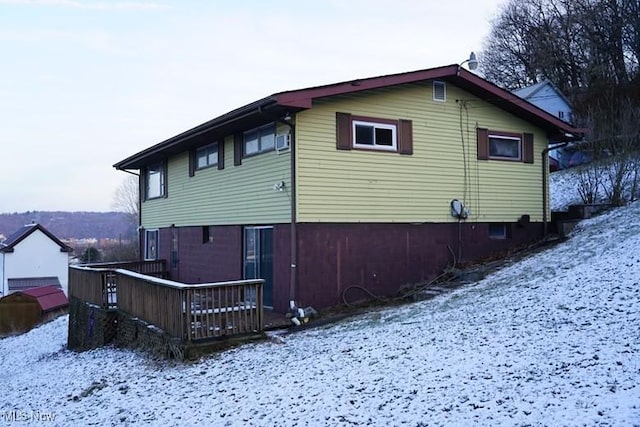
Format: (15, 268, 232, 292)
(481, 0, 639, 97)
(482, 0, 640, 208)
(110, 174, 140, 261)
(112, 175, 139, 221)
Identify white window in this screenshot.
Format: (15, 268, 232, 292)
(145, 162, 165, 199)
(196, 143, 218, 169)
(433, 81, 446, 102)
(489, 134, 521, 160)
(144, 229, 159, 260)
(352, 120, 397, 151)
(244, 124, 275, 156)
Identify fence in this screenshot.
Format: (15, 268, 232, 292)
(69, 264, 264, 342)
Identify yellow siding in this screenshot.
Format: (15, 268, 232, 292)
(295, 82, 549, 223)
(142, 134, 291, 229)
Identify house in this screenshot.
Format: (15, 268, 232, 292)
(0, 223, 72, 296)
(513, 80, 573, 124)
(0, 285, 68, 335)
(114, 64, 582, 313)
(514, 80, 579, 169)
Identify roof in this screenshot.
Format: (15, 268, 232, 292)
(8, 277, 62, 292)
(513, 80, 572, 108)
(22, 285, 68, 311)
(3, 285, 68, 312)
(114, 65, 584, 170)
(0, 223, 73, 253)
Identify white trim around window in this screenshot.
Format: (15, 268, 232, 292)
(352, 120, 398, 151)
(488, 133, 522, 160)
(145, 162, 166, 200)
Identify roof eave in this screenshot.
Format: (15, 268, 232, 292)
(114, 96, 283, 170)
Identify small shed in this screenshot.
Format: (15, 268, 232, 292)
(0, 285, 69, 335)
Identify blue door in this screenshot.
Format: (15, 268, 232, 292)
(243, 227, 274, 308)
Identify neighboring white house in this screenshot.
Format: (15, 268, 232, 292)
(514, 80, 573, 124)
(0, 223, 72, 296)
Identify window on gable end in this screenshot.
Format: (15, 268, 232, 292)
(489, 134, 521, 160)
(433, 81, 446, 102)
(335, 112, 412, 154)
(477, 128, 532, 163)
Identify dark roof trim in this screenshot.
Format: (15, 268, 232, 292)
(0, 223, 73, 253)
(114, 96, 281, 170)
(115, 65, 584, 170)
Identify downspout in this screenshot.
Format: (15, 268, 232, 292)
(289, 125, 297, 303)
(276, 117, 297, 304)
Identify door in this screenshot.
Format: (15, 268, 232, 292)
(243, 227, 274, 308)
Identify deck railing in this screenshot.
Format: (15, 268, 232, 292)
(81, 260, 167, 278)
(69, 264, 263, 341)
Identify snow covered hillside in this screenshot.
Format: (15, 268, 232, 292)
(1, 184, 639, 426)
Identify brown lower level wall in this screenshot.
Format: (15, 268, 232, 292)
(295, 222, 542, 309)
(148, 221, 542, 313)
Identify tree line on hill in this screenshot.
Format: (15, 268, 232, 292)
(0, 211, 136, 241)
(481, 0, 640, 206)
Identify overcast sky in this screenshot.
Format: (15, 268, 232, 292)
(0, 0, 505, 213)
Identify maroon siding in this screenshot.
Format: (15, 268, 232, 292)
(155, 224, 292, 312)
(159, 225, 243, 283)
(295, 221, 542, 310)
(150, 221, 541, 313)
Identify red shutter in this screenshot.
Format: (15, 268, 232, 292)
(188, 150, 195, 177)
(217, 139, 225, 170)
(477, 128, 489, 160)
(234, 134, 243, 166)
(398, 119, 413, 155)
(336, 112, 352, 150)
(523, 133, 534, 163)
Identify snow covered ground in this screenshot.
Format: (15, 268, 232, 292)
(1, 182, 639, 426)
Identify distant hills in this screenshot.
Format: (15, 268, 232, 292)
(0, 211, 136, 241)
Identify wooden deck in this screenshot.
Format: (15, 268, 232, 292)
(69, 262, 264, 342)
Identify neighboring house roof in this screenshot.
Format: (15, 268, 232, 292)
(114, 65, 584, 170)
(8, 277, 62, 292)
(513, 80, 572, 110)
(17, 285, 68, 312)
(0, 223, 72, 253)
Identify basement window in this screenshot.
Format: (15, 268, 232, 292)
(202, 226, 213, 244)
(488, 223, 510, 239)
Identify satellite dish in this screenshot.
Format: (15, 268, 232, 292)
(451, 199, 469, 219)
(451, 199, 463, 218)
